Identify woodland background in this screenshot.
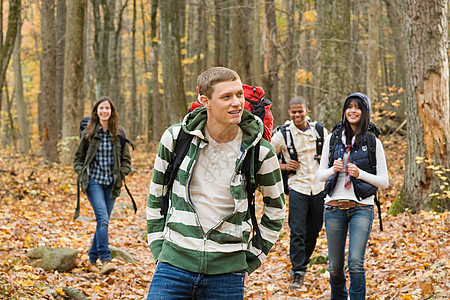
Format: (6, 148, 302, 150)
(0, 0, 449, 299)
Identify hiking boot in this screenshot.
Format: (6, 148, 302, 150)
(87, 261, 100, 273)
(101, 260, 117, 275)
(288, 273, 304, 290)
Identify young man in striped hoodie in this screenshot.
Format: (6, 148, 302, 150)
(146, 67, 286, 299)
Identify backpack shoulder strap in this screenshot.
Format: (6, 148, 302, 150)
(366, 132, 377, 174)
(314, 121, 325, 160)
(161, 128, 194, 218)
(328, 123, 342, 167)
(243, 142, 264, 256)
(280, 124, 297, 161)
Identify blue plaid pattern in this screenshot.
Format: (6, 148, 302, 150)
(89, 127, 114, 185)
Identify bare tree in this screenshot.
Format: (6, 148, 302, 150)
(41, 0, 58, 162)
(160, 0, 187, 125)
(316, 0, 351, 128)
(55, 0, 66, 137)
(13, 18, 30, 154)
(367, 0, 381, 102)
(392, 0, 450, 213)
(0, 0, 20, 94)
(61, 0, 85, 165)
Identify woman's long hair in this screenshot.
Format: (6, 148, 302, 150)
(85, 96, 120, 142)
(342, 97, 369, 147)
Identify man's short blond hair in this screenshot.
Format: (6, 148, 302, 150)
(197, 67, 241, 98)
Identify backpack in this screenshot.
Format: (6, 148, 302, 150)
(161, 129, 264, 254)
(273, 121, 325, 195)
(74, 117, 136, 220)
(189, 84, 274, 142)
(328, 121, 383, 231)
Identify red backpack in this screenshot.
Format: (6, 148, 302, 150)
(190, 84, 274, 142)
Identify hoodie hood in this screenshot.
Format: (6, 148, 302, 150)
(342, 92, 371, 122)
(182, 106, 264, 150)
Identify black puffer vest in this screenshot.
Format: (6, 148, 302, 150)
(324, 133, 377, 200)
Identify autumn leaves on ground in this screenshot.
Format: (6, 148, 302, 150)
(0, 134, 449, 300)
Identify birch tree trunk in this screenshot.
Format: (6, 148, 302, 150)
(392, 0, 450, 213)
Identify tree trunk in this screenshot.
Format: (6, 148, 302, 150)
(160, 0, 187, 125)
(251, 0, 262, 85)
(55, 0, 66, 137)
(151, 0, 164, 141)
(350, 0, 362, 91)
(393, 0, 450, 213)
(141, 0, 152, 142)
(41, 0, 59, 163)
(367, 0, 380, 103)
(230, 0, 246, 81)
(283, 0, 295, 122)
(262, 0, 279, 123)
(317, 0, 351, 128)
(129, 0, 138, 139)
(383, 0, 407, 115)
(213, 0, 223, 67)
(196, 0, 207, 74)
(61, 0, 85, 165)
(0, 0, 20, 93)
(13, 18, 30, 154)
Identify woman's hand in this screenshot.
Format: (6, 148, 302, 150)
(347, 163, 360, 178)
(333, 158, 343, 173)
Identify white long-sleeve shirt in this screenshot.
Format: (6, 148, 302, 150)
(316, 133, 389, 205)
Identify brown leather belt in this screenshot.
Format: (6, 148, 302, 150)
(326, 200, 369, 210)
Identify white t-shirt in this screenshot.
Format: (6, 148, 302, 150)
(189, 127, 243, 233)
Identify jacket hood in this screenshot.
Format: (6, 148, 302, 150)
(342, 92, 371, 122)
(182, 106, 264, 150)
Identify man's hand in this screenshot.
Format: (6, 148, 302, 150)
(286, 160, 300, 171)
(244, 271, 249, 287)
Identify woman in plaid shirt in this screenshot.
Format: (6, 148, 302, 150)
(74, 96, 131, 275)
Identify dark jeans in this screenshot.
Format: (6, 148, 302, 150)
(147, 262, 245, 299)
(288, 190, 324, 274)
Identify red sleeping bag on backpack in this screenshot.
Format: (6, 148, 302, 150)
(190, 84, 274, 142)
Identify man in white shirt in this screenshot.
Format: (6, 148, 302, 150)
(271, 96, 328, 289)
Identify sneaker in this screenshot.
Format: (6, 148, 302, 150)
(288, 273, 304, 290)
(101, 260, 117, 275)
(87, 261, 100, 273)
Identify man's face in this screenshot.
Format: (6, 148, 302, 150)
(288, 104, 308, 129)
(201, 80, 244, 127)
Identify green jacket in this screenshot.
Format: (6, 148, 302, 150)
(147, 107, 285, 275)
(73, 129, 131, 218)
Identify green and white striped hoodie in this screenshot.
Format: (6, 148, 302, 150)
(147, 107, 285, 275)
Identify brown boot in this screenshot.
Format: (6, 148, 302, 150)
(101, 260, 117, 275)
(87, 261, 100, 273)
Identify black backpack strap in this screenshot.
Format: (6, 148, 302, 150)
(123, 178, 137, 213)
(161, 128, 194, 218)
(243, 143, 264, 256)
(315, 122, 324, 161)
(281, 124, 297, 161)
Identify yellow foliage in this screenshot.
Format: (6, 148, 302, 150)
(296, 69, 312, 84)
(304, 10, 317, 24)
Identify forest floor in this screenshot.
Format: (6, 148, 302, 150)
(0, 133, 449, 299)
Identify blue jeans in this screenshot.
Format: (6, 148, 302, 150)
(147, 262, 245, 299)
(86, 179, 115, 263)
(324, 204, 374, 300)
(288, 190, 324, 274)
